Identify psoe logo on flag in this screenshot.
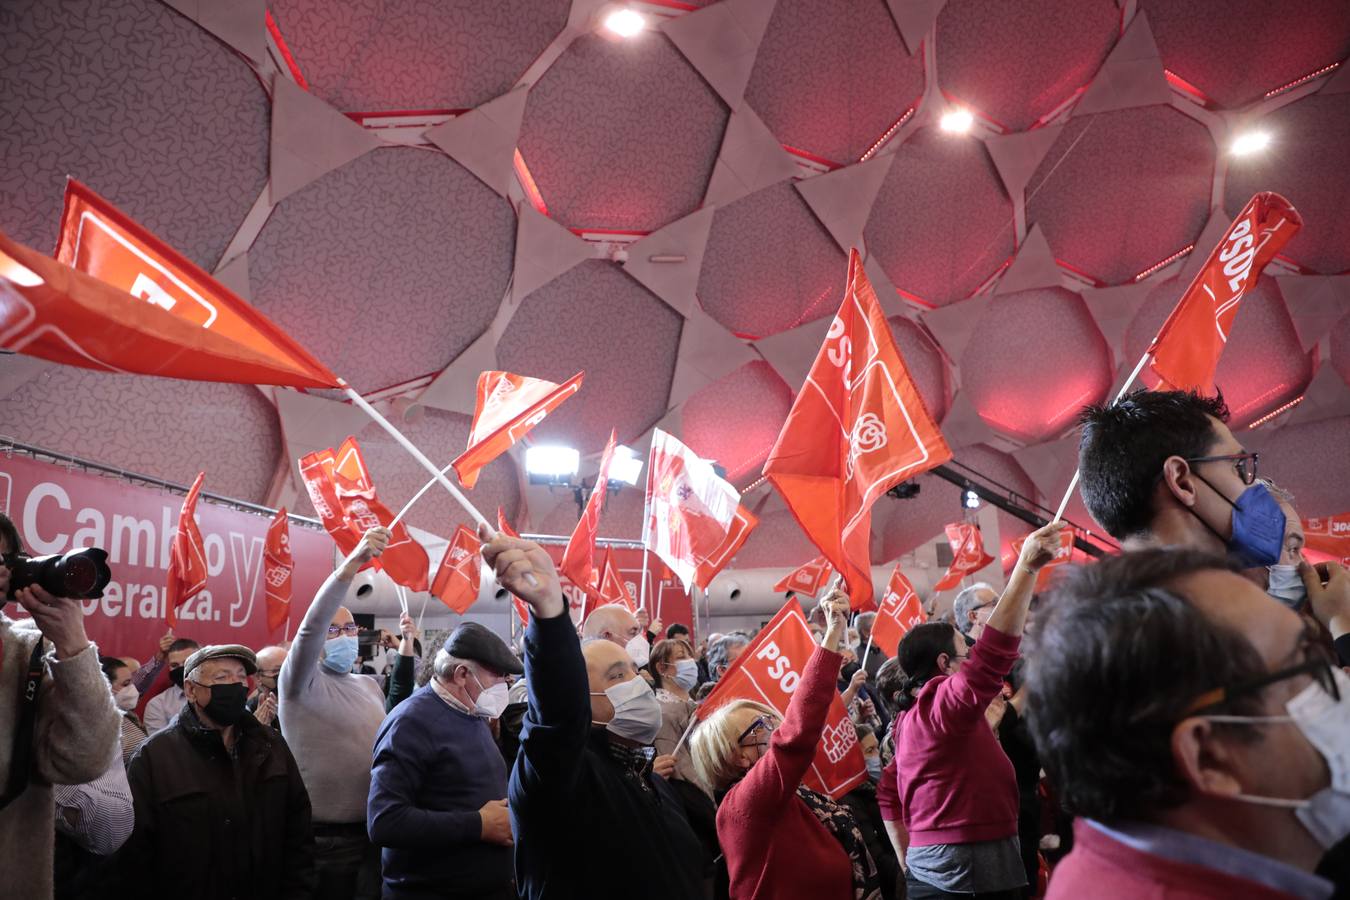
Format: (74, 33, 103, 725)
(847, 412, 888, 478)
(821, 719, 859, 764)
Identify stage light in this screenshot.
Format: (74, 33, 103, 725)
(939, 108, 974, 134)
(609, 445, 644, 487)
(962, 489, 981, 510)
(1230, 131, 1271, 156)
(525, 446, 580, 485)
(604, 8, 645, 37)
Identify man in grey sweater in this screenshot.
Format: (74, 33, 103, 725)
(280, 525, 391, 900)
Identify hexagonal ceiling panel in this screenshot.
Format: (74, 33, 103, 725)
(1142, 0, 1350, 108)
(518, 31, 729, 231)
(1, 0, 268, 265)
(681, 361, 794, 486)
(698, 180, 848, 338)
(864, 128, 1014, 307)
(1026, 105, 1214, 285)
(890, 316, 952, 423)
(961, 287, 1113, 443)
(1224, 92, 1350, 275)
(497, 260, 683, 454)
(745, 0, 924, 163)
(1124, 274, 1313, 428)
(248, 148, 515, 394)
(267, 0, 570, 111)
(936, 0, 1121, 131)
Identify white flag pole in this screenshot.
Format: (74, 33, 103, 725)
(638, 546, 651, 612)
(860, 629, 876, 672)
(416, 591, 430, 636)
(389, 458, 457, 529)
(671, 714, 699, 757)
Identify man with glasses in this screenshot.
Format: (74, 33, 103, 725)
(247, 644, 286, 731)
(952, 583, 998, 644)
(1025, 548, 1345, 898)
(280, 527, 391, 900)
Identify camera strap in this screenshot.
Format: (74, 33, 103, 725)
(0, 640, 46, 810)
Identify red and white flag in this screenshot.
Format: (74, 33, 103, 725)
(431, 525, 482, 615)
(764, 250, 951, 610)
(870, 565, 926, 658)
(583, 548, 638, 620)
(642, 429, 741, 592)
(452, 370, 584, 488)
(298, 448, 362, 559)
(933, 522, 996, 591)
(328, 437, 431, 593)
(264, 507, 294, 634)
(696, 599, 867, 798)
(692, 504, 758, 590)
(561, 430, 618, 601)
(1009, 527, 1075, 591)
(773, 555, 833, 597)
(166, 472, 209, 627)
(1149, 193, 1301, 393)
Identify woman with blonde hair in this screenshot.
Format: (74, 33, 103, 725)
(690, 592, 880, 900)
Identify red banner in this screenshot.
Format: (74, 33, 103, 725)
(696, 600, 866, 798)
(0, 453, 332, 655)
(1304, 515, 1350, 566)
(870, 565, 926, 658)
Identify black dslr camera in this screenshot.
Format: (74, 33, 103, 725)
(3, 548, 112, 602)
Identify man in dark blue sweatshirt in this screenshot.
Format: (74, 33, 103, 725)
(367, 621, 522, 899)
(482, 529, 706, 900)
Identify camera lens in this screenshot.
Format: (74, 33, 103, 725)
(60, 555, 99, 597)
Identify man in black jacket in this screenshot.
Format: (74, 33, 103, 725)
(482, 529, 705, 900)
(121, 644, 316, 899)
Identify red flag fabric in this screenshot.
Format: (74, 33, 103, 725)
(763, 250, 952, 610)
(1148, 193, 1302, 392)
(431, 525, 482, 615)
(497, 506, 520, 538)
(583, 548, 639, 620)
(264, 507, 294, 633)
(642, 428, 742, 592)
(298, 448, 362, 559)
(870, 565, 926, 658)
(696, 600, 867, 798)
(1304, 515, 1350, 566)
(328, 437, 430, 593)
(0, 179, 339, 388)
(933, 523, 995, 591)
(691, 504, 758, 590)
(452, 370, 584, 488)
(166, 472, 209, 627)
(1009, 528, 1075, 591)
(561, 430, 617, 601)
(773, 556, 833, 596)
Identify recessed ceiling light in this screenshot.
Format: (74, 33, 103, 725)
(604, 9, 645, 38)
(1230, 130, 1271, 156)
(939, 108, 974, 134)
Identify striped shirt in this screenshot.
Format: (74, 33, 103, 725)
(53, 746, 135, 856)
(119, 712, 149, 766)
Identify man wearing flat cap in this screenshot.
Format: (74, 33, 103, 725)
(119, 644, 316, 898)
(368, 622, 523, 899)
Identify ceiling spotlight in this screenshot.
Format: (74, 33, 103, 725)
(609, 445, 644, 487)
(939, 108, 975, 134)
(604, 8, 645, 37)
(525, 445, 580, 486)
(962, 488, 981, 510)
(1230, 130, 1271, 156)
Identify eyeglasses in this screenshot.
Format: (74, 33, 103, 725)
(736, 716, 779, 747)
(1185, 652, 1339, 716)
(326, 624, 361, 637)
(1184, 452, 1259, 486)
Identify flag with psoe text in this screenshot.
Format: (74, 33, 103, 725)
(431, 525, 482, 615)
(166, 472, 208, 627)
(1008, 527, 1076, 591)
(933, 522, 995, 591)
(869, 565, 926, 658)
(452, 370, 584, 488)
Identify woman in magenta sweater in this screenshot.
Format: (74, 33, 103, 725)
(690, 592, 881, 900)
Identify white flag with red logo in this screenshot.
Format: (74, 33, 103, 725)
(773, 555, 833, 596)
(870, 565, 926, 658)
(452, 370, 584, 488)
(642, 429, 740, 592)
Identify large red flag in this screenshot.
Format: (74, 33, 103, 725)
(298, 449, 362, 558)
(696, 600, 867, 798)
(642, 429, 742, 592)
(561, 430, 617, 601)
(328, 437, 430, 593)
(166, 472, 209, 627)
(452, 370, 585, 488)
(773, 555, 833, 597)
(933, 522, 995, 591)
(0, 179, 339, 387)
(1149, 193, 1301, 392)
(264, 508, 294, 633)
(430, 525, 482, 614)
(691, 504, 758, 590)
(870, 565, 926, 658)
(764, 250, 952, 610)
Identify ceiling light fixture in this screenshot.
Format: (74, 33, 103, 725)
(939, 108, 974, 134)
(524, 446, 580, 485)
(1230, 130, 1271, 156)
(604, 8, 645, 38)
(609, 445, 644, 487)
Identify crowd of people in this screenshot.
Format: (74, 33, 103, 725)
(1, 387, 1349, 900)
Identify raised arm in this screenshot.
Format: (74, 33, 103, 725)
(384, 611, 419, 713)
(130, 629, 173, 694)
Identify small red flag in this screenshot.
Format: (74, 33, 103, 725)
(264, 508, 294, 633)
(166, 472, 209, 627)
(431, 525, 482, 615)
(298, 448, 361, 559)
(1148, 193, 1302, 392)
(586, 547, 638, 621)
(328, 437, 430, 593)
(933, 523, 996, 591)
(561, 430, 617, 601)
(692, 504, 758, 590)
(773, 555, 834, 597)
(1009, 527, 1075, 591)
(870, 565, 926, 658)
(764, 250, 952, 610)
(452, 370, 584, 488)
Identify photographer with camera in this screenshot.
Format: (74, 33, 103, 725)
(0, 512, 121, 899)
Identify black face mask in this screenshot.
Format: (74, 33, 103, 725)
(169, 666, 185, 689)
(197, 682, 249, 726)
(841, 661, 862, 682)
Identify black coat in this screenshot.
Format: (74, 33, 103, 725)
(120, 704, 315, 899)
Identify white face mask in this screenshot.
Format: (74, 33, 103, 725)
(1204, 667, 1350, 849)
(592, 676, 663, 745)
(671, 658, 699, 692)
(625, 634, 650, 668)
(470, 674, 509, 720)
(114, 684, 139, 712)
(1266, 564, 1307, 609)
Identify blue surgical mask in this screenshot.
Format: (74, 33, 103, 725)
(322, 635, 359, 674)
(1192, 476, 1286, 569)
(865, 756, 883, 782)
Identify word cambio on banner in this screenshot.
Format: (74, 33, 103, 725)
(453, 370, 584, 489)
(773, 555, 833, 597)
(934, 522, 995, 592)
(870, 566, 926, 658)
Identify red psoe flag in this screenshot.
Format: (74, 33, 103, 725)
(870, 565, 926, 658)
(166, 472, 209, 627)
(696, 600, 867, 798)
(561, 430, 618, 600)
(1303, 515, 1350, 566)
(452, 370, 585, 488)
(773, 555, 833, 597)
(1148, 193, 1301, 392)
(328, 437, 430, 593)
(933, 522, 996, 591)
(431, 525, 483, 615)
(598, 548, 637, 611)
(264, 508, 294, 633)
(692, 504, 758, 590)
(1, 179, 339, 388)
(298, 449, 362, 559)
(642, 429, 742, 592)
(763, 250, 952, 610)
(1009, 527, 1075, 591)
